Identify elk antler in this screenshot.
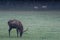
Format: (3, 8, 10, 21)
(23, 28, 28, 32)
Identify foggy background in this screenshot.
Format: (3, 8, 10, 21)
(0, 0, 60, 11)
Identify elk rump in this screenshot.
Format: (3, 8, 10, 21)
(8, 19, 24, 37)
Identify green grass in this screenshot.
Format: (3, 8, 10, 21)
(0, 11, 60, 40)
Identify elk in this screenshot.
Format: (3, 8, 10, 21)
(8, 19, 28, 37)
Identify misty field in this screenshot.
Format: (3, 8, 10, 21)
(0, 11, 60, 40)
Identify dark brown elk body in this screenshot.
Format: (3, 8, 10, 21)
(8, 19, 23, 37)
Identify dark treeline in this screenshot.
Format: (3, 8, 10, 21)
(0, 0, 60, 11)
(0, 0, 60, 2)
(0, 0, 59, 4)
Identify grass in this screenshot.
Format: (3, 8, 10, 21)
(0, 11, 60, 40)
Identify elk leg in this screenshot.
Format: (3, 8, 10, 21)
(20, 31, 23, 37)
(8, 27, 12, 37)
(16, 29, 19, 37)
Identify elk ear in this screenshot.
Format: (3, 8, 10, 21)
(23, 28, 28, 32)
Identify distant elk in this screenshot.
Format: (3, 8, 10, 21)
(8, 19, 28, 37)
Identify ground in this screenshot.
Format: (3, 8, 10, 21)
(0, 10, 60, 40)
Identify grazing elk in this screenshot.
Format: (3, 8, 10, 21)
(8, 19, 28, 37)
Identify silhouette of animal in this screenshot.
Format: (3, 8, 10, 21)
(8, 19, 28, 37)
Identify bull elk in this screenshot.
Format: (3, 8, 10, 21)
(8, 19, 28, 37)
